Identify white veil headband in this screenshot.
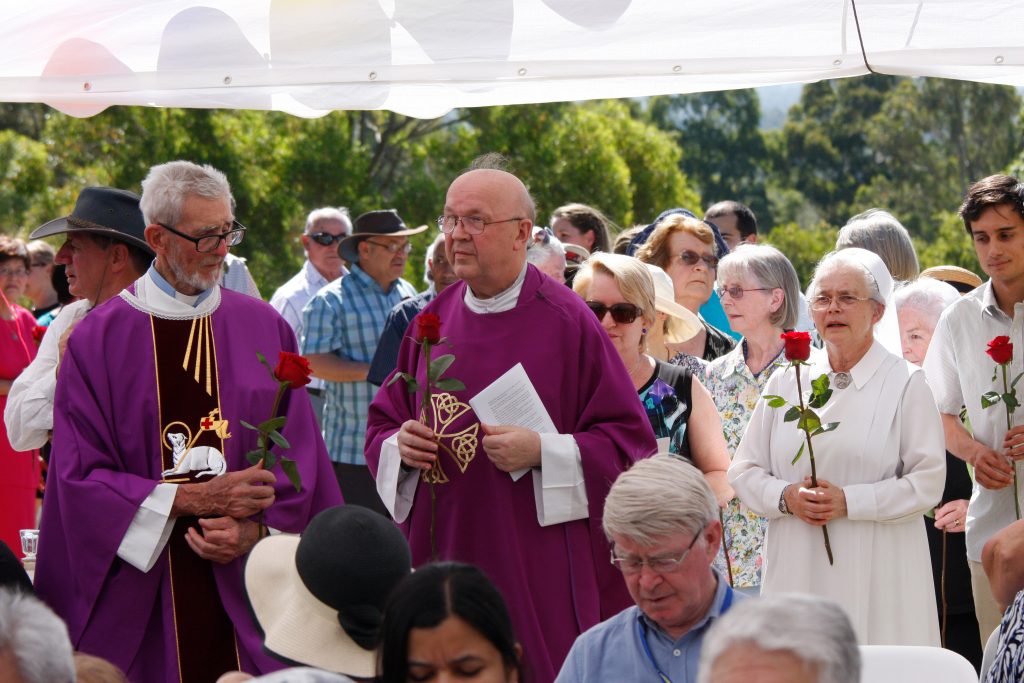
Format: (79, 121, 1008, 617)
(833, 247, 901, 356)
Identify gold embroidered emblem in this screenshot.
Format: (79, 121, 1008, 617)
(160, 409, 231, 482)
(182, 316, 216, 396)
(419, 392, 478, 484)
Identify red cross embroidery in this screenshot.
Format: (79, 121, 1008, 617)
(200, 417, 215, 430)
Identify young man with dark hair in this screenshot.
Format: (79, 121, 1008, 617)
(924, 173, 1024, 645)
(704, 201, 758, 252)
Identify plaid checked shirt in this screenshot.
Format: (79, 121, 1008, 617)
(301, 265, 417, 464)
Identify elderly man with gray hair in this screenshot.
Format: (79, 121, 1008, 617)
(556, 455, 743, 683)
(270, 207, 353, 421)
(697, 593, 860, 683)
(0, 588, 75, 683)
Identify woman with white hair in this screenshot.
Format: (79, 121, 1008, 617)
(574, 253, 733, 505)
(896, 277, 982, 668)
(705, 244, 802, 593)
(730, 248, 946, 645)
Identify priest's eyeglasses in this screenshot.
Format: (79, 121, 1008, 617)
(158, 221, 247, 252)
(437, 215, 523, 235)
(610, 525, 706, 575)
(808, 294, 872, 311)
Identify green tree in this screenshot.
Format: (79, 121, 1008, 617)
(649, 90, 771, 225)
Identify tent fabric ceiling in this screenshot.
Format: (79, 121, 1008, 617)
(3, 0, 1023, 119)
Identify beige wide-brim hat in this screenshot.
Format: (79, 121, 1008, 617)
(245, 535, 377, 678)
(645, 264, 702, 343)
(920, 265, 983, 294)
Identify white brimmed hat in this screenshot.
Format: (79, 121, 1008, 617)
(244, 506, 411, 678)
(645, 264, 702, 343)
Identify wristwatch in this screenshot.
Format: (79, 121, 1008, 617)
(778, 485, 793, 515)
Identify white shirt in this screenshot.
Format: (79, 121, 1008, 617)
(923, 279, 1024, 561)
(5, 299, 91, 451)
(269, 260, 341, 392)
(376, 263, 588, 526)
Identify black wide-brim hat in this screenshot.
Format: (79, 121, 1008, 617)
(31, 187, 154, 255)
(339, 209, 427, 263)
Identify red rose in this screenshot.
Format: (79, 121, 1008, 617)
(274, 351, 312, 389)
(987, 336, 1014, 365)
(415, 313, 442, 344)
(781, 331, 812, 362)
(32, 325, 47, 344)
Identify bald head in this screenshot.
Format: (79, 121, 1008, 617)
(443, 169, 534, 298)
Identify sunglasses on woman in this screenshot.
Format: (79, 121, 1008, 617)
(676, 250, 719, 269)
(586, 301, 641, 324)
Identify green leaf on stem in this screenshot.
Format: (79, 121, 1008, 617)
(387, 372, 408, 387)
(405, 379, 421, 394)
(280, 457, 302, 492)
(264, 452, 278, 469)
(783, 406, 801, 423)
(268, 429, 291, 450)
(812, 422, 840, 436)
(429, 354, 456, 381)
(258, 416, 287, 432)
(764, 395, 787, 408)
(240, 420, 258, 431)
(790, 442, 805, 465)
(1005, 393, 1020, 411)
(1013, 372, 1024, 390)
(246, 449, 264, 466)
(798, 409, 822, 433)
(982, 391, 1002, 408)
(435, 378, 466, 392)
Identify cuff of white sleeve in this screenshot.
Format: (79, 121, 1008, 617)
(533, 434, 588, 526)
(843, 484, 876, 521)
(116, 483, 177, 572)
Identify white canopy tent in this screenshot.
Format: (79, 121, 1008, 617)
(3, 0, 1022, 119)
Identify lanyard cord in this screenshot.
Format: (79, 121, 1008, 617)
(635, 586, 735, 683)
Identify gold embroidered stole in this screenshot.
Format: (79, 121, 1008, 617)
(151, 314, 240, 683)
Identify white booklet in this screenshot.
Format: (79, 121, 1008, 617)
(469, 362, 556, 481)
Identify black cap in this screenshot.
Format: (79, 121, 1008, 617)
(31, 187, 153, 255)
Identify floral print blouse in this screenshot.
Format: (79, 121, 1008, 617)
(705, 341, 788, 588)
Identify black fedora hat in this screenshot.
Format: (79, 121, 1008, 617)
(339, 209, 427, 263)
(31, 187, 153, 255)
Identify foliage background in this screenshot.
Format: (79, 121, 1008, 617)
(2, 75, 1021, 294)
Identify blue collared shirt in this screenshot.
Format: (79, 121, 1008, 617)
(301, 264, 416, 464)
(555, 570, 741, 683)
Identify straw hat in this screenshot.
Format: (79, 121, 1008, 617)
(920, 265, 983, 294)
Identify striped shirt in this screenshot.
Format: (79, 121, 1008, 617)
(302, 265, 417, 464)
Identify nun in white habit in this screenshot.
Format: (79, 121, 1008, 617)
(729, 247, 945, 646)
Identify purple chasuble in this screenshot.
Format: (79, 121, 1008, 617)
(35, 286, 342, 683)
(366, 265, 657, 683)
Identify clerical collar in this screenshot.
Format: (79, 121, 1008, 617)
(464, 263, 528, 314)
(148, 264, 215, 308)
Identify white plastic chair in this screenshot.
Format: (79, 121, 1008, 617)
(859, 645, 979, 683)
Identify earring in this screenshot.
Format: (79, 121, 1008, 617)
(642, 328, 648, 335)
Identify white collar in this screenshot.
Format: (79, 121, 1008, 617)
(464, 263, 528, 314)
(119, 270, 221, 320)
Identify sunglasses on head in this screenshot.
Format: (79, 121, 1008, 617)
(308, 232, 347, 246)
(586, 301, 641, 324)
(677, 249, 719, 269)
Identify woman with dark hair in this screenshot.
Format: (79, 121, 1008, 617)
(378, 562, 522, 683)
(550, 203, 615, 254)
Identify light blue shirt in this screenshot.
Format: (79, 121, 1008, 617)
(301, 264, 416, 464)
(555, 570, 741, 683)
(147, 265, 215, 306)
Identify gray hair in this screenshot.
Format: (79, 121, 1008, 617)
(808, 250, 884, 305)
(837, 209, 919, 281)
(698, 594, 860, 683)
(424, 232, 446, 285)
(139, 160, 234, 226)
(0, 588, 75, 683)
(894, 277, 960, 328)
(717, 244, 801, 329)
(527, 229, 567, 266)
(603, 455, 716, 544)
(25, 240, 55, 265)
(304, 207, 352, 235)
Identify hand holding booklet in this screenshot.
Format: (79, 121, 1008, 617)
(469, 363, 556, 480)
